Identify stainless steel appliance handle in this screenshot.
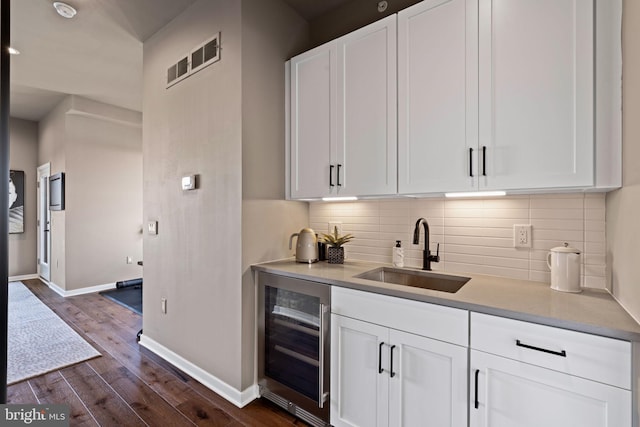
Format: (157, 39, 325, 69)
(318, 303, 330, 408)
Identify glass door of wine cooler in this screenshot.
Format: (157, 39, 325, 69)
(257, 272, 330, 426)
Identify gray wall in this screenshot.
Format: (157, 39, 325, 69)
(8, 117, 38, 277)
(38, 96, 143, 291)
(240, 0, 309, 389)
(143, 0, 245, 390)
(143, 0, 309, 392)
(38, 99, 69, 287)
(606, 0, 640, 321)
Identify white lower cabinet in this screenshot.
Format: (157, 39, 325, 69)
(330, 287, 468, 427)
(469, 313, 632, 427)
(470, 350, 631, 427)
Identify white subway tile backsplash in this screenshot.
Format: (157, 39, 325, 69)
(310, 193, 607, 289)
(531, 208, 584, 219)
(530, 197, 584, 209)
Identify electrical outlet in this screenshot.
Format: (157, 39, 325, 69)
(513, 224, 532, 248)
(126, 256, 132, 264)
(161, 298, 167, 314)
(328, 222, 343, 235)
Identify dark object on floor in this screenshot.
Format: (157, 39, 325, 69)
(116, 278, 142, 288)
(100, 285, 142, 314)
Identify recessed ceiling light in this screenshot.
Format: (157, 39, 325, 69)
(53, 2, 77, 19)
(8, 47, 20, 55)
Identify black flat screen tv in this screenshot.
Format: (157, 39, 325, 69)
(49, 172, 65, 211)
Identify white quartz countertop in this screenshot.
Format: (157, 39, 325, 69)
(252, 259, 640, 342)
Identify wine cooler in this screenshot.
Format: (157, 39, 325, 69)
(257, 272, 331, 427)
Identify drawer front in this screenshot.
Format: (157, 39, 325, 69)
(471, 312, 631, 389)
(332, 286, 468, 346)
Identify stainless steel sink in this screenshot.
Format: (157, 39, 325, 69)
(355, 267, 470, 293)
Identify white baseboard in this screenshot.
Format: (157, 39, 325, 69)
(48, 281, 116, 297)
(8, 273, 39, 282)
(139, 335, 259, 408)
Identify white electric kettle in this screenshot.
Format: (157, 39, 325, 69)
(546, 243, 581, 293)
(289, 228, 319, 263)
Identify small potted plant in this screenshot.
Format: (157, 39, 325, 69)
(321, 226, 354, 264)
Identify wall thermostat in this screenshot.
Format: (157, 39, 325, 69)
(182, 175, 196, 190)
(148, 221, 158, 235)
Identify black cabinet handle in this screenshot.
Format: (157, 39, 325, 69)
(516, 339, 567, 357)
(329, 165, 335, 187)
(378, 342, 384, 374)
(389, 345, 396, 378)
(474, 369, 480, 409)
(469, 147, 474, 177)
(482, 146, 487, 176)
(336, 164, 342, 186)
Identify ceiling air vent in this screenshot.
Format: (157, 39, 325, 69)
(166, 32, 221, 89)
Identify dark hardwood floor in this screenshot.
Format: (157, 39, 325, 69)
(8, 279, 311, 427)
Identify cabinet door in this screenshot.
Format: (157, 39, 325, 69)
(290, 42, 337, 199)
(331, 315, 389, 427)
(478, 0, 594, 190)
(336, 15, 397, 196)
(388, 329, 468, 427)
(470, 350, 631, 427)
(398, 0, 478, 194)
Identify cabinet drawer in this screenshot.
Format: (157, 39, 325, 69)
(332, 286, 468, 346)
(470, 312, 631, 389)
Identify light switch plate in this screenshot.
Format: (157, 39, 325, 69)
(148, 221, 158, 235)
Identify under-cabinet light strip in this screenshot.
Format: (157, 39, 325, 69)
(444, 191, 507, 198)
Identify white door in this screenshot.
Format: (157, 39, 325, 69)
(36, 163, 51, 282)
(478, 0, 594, 190)
(398, 0, 478, 194)
(470, 350, 631, 427)
(336, 15, 397, 197)
(331, 315, 389, 427)
(388, 329, 468, 427)
(289, 42, 337, 199)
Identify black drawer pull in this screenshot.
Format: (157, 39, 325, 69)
(469, 147, 474, 177)
(516, 339, 567, 357)
(474, 369, 479, 409)
(378, 342, 384, 374)
(329, 165, 335, 187)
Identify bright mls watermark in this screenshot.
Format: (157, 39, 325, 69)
(1, 405, 69, 426)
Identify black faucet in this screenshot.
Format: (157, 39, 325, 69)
(413, 218, 440, 271)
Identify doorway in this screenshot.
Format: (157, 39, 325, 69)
(36, 163, 51, 283)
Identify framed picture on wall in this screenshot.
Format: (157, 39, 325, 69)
(9, 170, 24, 234)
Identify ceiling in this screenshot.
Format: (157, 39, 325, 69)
(10, 0, 350, 122)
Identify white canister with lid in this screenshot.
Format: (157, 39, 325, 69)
(546, 242, 581, 293)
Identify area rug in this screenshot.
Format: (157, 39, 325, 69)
(7, 281, 101, 384)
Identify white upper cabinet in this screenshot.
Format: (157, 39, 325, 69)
(289, 0, 621, 198)
(398, 0, 478, 194)
(289, 43, 337, 199)
(288, 16, 397, 199)
(336, 16, 397, 197)
(398, 0, 621, 195)
(478, 0, 594, 191)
